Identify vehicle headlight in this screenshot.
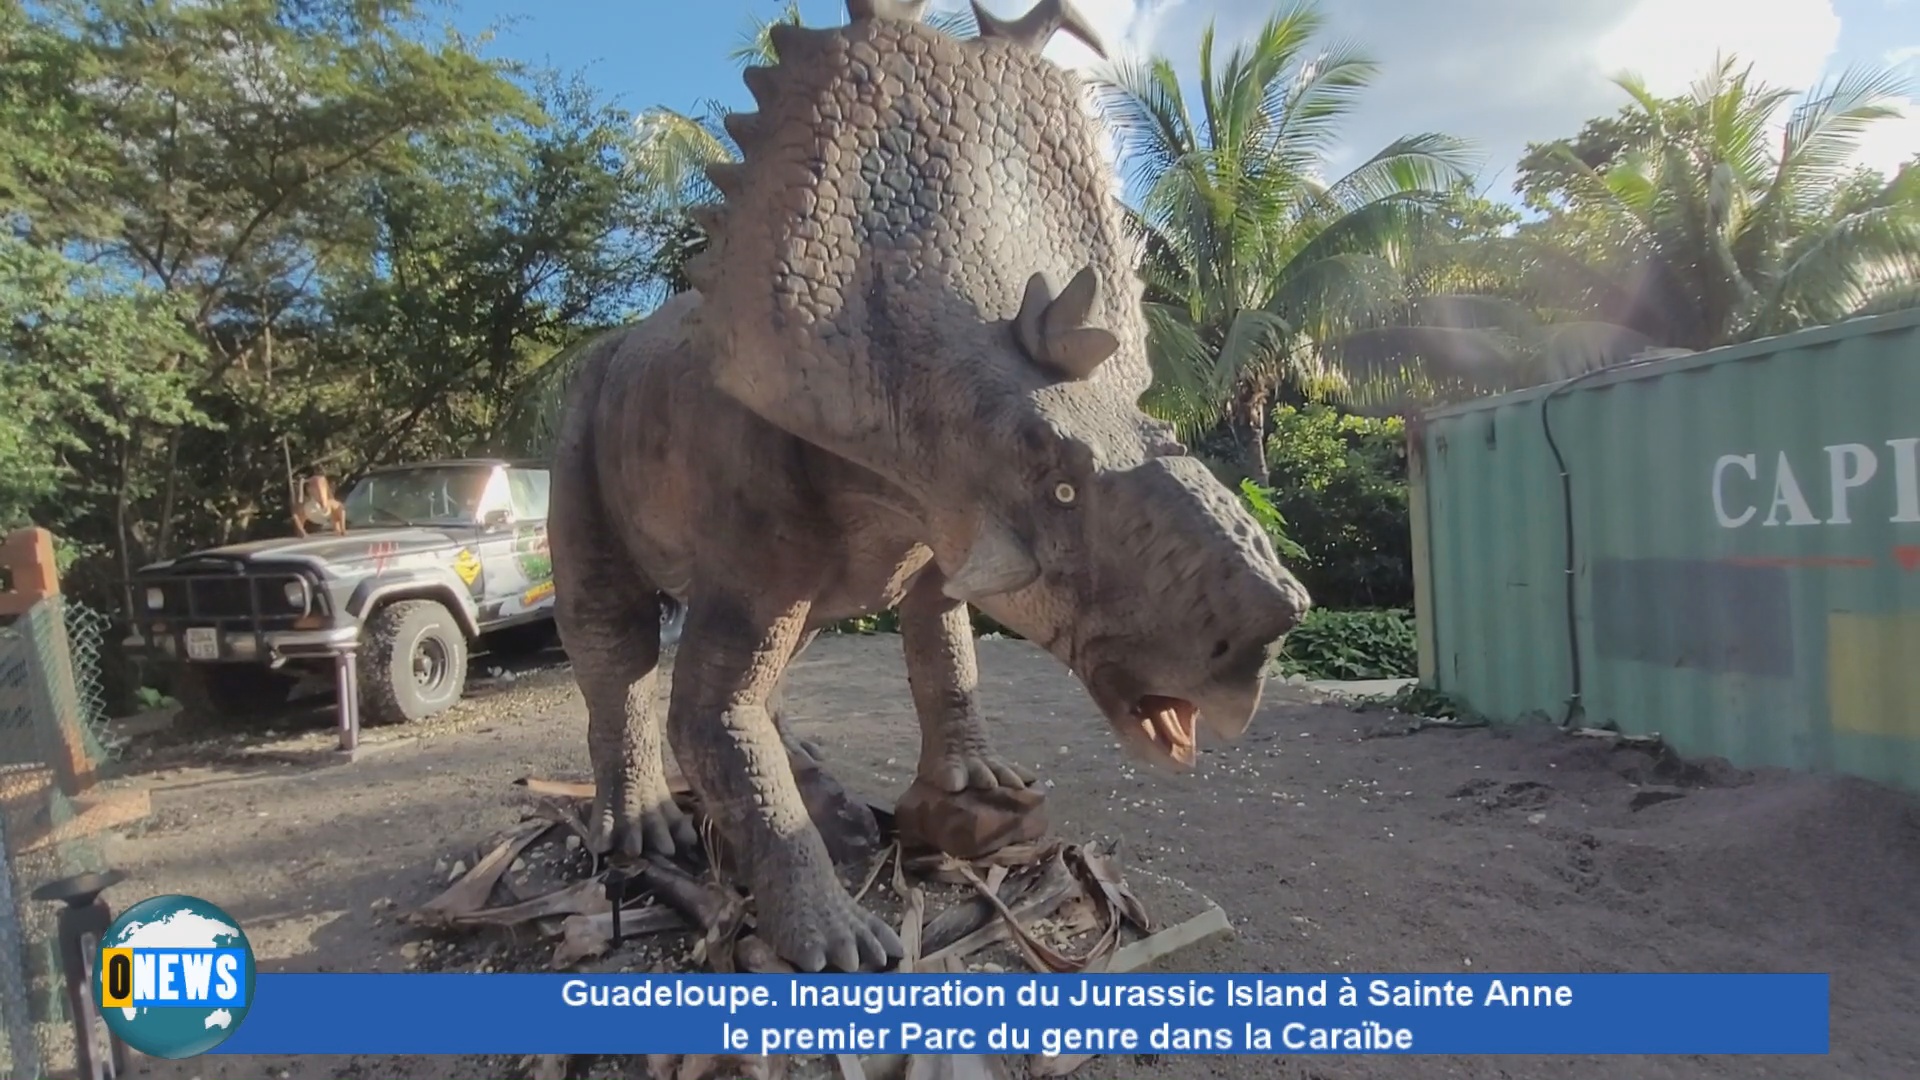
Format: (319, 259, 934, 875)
(145, 587, 165, 610)
(282, 580, 309, 610)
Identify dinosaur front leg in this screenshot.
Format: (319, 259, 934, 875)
(669, 590, 902, 972)
(551, 484, 693, 859)
(899, 569, 1037, 793)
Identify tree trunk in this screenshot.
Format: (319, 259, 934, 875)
(114, 436, 139, 621)
(1232, 381, 1271, 487)
(155, 429, 184, 559)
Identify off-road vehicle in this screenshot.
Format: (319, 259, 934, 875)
(123, 458, 567, 727)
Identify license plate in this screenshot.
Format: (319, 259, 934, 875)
(184, 627, 220, 661)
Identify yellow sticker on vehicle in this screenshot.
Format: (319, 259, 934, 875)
(522, 580, 555, 605)
(453, 548, 482, 586)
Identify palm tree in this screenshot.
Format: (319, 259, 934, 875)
(1322, 56, 1920, 417)
(1516, 56, 1920, 350)
(1090, 1, 1476, 482)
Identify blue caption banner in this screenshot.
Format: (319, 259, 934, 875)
(211, 973, 1829, 1056)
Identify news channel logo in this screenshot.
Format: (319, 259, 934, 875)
(96, 894, 255, 1059)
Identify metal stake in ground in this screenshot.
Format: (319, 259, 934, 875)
(334, 641, 360, 756)
(604, 868, 630, 947)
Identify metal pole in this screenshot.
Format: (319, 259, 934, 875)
(334, 644, 360, 757)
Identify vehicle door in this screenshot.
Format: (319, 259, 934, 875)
(501, 468, 554, 619)
(467, 466, 521, 623)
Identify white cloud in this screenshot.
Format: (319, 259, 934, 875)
(1851, 99, 1920, 176)
(1592, 0, 1840, 98)
(1051, 0, 1920, 191)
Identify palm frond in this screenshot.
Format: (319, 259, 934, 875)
(1778, 64, 1912, 194)
(1762, 204, 1920, 330)
(1089, 56, 1196, 197)
(1535, 321, 1661, 380)
(1319, 134, 1479, 210)
(488, 328, 626, 459)
(927, 6, 978, 38)
(728, 1, 803, 70)
(1216, 307, 1300, 388)
(1265, 251, 1407, 340)
(1141, 303, 1229, 439)
(626, 106, 735, 208)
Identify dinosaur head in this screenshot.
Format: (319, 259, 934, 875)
(688, 0, 1310, 768)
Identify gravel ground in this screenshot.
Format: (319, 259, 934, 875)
(83, 634, 1920, 1080)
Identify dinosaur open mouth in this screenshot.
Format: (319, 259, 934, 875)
(1131, 695, 1199, 767)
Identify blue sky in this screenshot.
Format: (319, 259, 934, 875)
(448, 0, 1920, 199)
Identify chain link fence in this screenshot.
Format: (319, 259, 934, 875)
(2, 594, 119, 1080)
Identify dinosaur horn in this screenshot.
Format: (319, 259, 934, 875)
(970, 0, 1107, 58)
(1014, 267, 1120, 380)
(846, 0, 931, 21)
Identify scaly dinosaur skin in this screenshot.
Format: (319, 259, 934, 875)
(548, 0, 1312, 973)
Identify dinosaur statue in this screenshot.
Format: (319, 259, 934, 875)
(547, 0, 1312, 973)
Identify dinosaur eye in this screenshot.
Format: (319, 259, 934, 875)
(1053, 482, 1077, 505)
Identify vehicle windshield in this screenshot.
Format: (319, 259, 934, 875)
(341, 466, 490, 529)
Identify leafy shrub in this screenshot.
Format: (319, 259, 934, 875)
(1237, 479, 1310, 563)
(1275, 608, 1417, 681)
(1263, 404, 1411, 610)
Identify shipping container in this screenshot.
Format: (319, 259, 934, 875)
(1410, 307, 1920, 792)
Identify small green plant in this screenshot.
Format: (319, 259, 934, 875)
(1357, 682, 1477, 721)
(1275, 608, 1417, 681)
(134, 685, 179, 711)
(1237, 478, 1310, 564)
(830, 610, 901, 635)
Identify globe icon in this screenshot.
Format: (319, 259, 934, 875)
(97, 894, 255, 1059)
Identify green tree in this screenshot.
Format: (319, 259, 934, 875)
(0, 239, 202, 537)
(1090, 1, 1476, 482)
(20, 0, 528, 572)
(3, 1, 673, 626)
(1511, 56, 1920, 349)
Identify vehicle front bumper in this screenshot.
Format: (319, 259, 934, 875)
(123, 623, 361, 665)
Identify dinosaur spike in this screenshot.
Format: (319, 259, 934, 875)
(722, 110, 767, 149)
(971, 0, 1107, 58)
(704, 162, 748, 198)
(1014, 272, 1054, 361)
(767, 21, 830, 62)
(1042, 327, 1120, 379)
(845, 0, 930, 22)
(742, 65, 780, 108)
(1041, 266, 1099, 337)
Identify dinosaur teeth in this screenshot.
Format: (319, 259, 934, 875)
(1133, 695, 1199, 766)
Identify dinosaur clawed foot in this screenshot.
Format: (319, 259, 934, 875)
(755, 857, 903, 972)
(588, 778, 699, 860)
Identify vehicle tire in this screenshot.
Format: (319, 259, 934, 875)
(172, 665, 295, 732)
(360, 599, 469, 726)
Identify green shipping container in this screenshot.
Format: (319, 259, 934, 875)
(1411, 307, 1920, 791)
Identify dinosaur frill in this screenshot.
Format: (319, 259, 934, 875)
(682, 0, 1152, 478)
